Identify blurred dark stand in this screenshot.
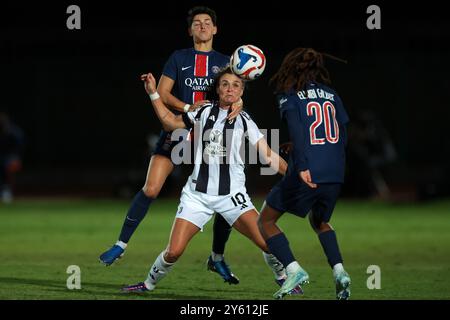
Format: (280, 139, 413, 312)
(0, 112, 25, 203)
(3, 1, 450, 202)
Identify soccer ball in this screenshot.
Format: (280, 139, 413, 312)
(230, 44, 266, 81)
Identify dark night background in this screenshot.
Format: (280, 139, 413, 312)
(1, 0, 449, 200)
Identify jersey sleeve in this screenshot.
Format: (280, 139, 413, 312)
(280, 94, 309, 173)
(241, 112, 264, 145)
(334, 94, 349, 146)
(162, 51, 178, 81)
(335, 94, 349, 125)
(181, 104, 211, 129)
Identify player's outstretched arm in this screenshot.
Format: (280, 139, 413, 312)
(256, 138, 288, 175)
(141, 73, 186, 131)
(158, 75, 209, 113)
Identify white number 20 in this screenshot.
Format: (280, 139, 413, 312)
(307, 101, 339, 145)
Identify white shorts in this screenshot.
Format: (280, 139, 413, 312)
(176, 183, 256, 231)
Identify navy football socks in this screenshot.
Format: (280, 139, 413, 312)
(266, 232, 296, 268)
(212, 214, 232, 255)
(118, 190, 154, 243)
(318, 230, 343, 268)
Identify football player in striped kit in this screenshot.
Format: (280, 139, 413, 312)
(100, 7, 243, 285)
(121, 67, 297, 294)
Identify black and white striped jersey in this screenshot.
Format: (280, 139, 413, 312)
(181, 102, 264, 196)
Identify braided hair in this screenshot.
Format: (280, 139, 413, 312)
(270, 48, 346, 94)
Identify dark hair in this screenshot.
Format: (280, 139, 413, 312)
(206, 66, 245, 100)
(215, 66, 245, 87)
(270, 47, 346, 94)
(187, 6, 217, 27)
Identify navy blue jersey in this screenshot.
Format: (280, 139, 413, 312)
(279, 82, 349, 183)
(162, 48, 229, 112)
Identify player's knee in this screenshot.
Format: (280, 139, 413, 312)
(308, 212, 321, 232)
(257, 217, 264, 231)
(259, 212, 277, 226)
(164, 248, 183, 263)
(142, 183, 161, 198)
(309, 212, 333, 232)
(317, 222, 333, 234)
(256, 218, 266, 240)
(257, 217, 272, 233)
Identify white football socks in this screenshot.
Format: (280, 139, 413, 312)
(263, 252, 286, 280)
(211, 252, 224, 262)
(115, 241, 127, 250)
(285, 261, 301, 275)
(332, 263, 345, 277)
(144, 250, 174, 290)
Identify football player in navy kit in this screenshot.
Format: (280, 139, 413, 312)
(100, 7, 242, 285)
(258, 48, 352, 300)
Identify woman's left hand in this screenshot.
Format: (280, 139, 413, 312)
(140, 73, 157, 95)
(228, 98, 243, 120)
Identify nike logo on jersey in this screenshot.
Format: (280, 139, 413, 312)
(279, 98, 288, 106)
(126, 216, 138, 222)
(182, 66, 192, 71)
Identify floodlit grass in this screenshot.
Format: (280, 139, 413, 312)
(1, 198, 450, 300)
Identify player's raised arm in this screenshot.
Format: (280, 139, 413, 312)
(256, 138, 287, 176)
(141, 73, 186, 131)
(158, 75, 209, 113)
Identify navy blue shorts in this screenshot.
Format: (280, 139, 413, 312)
(153, 130, 193, 163)
(265, 180, 342, 223)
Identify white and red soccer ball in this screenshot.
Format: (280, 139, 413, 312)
(230, 44, 266, 81)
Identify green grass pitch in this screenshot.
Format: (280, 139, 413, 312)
(1, 198, 450, 300)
